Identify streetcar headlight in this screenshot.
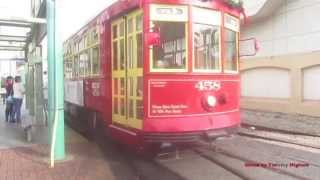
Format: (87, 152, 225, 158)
(207, 96, 217, 107)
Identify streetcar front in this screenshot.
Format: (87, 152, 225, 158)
(142, 2, 242, 142)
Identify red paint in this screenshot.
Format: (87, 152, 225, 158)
(144, 110, 240, 132)
(147, 78, 239, 117)
(65, 0, 243, 147)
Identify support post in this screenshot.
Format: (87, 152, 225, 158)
(47, 0, 65, 161)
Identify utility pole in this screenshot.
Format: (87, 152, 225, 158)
(47, 0, 65, 161)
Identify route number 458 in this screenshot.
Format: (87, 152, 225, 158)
(195, 80, 221, 91)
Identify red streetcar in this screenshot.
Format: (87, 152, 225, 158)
(63, 0, 244, 150)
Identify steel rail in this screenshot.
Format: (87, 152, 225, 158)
(241, 123, 320, 138)
(194, 149, 251, 180)
(237, 132, 320, 150)
(196, 143, 312, 180)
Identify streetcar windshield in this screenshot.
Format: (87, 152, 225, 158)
(192, 7, 222, 73)
(193, 24, 220, 72)
(224, 29, 238, 72)
(148, 5, 240, 73)
(151, 21, 187, 71)
(224, 14, 239, 73)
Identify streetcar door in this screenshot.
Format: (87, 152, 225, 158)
(111, 10, 144, 130)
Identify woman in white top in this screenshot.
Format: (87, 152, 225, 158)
(12, 76, 25, 123)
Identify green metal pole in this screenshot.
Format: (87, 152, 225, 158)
(47, 0, 65, 160)
(53, 0, 65, 160)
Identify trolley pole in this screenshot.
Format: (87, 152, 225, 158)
(47, 0, 65, 161)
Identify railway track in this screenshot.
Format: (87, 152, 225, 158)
(237, 132, 320, 150)
(94, 124, 319, 180)
(94, 131, 319, 180)
(239, 124, 320, 150)
(150, 127, 320, 180)
(195, 142, 313, 180)
(154, 147, 247, 180)
(241, 123, 320, 138)
(193, 149, 251, 180)
(153, 143, 313, 180)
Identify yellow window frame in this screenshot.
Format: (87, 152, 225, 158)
(192, 24, 222, 73)
(90, 45, 101, 77)
(111, 18, 127, 126)
(126, 10, 143, 130)
(224, 13, 240, 74)
(149, 22, 189, 73)
(149, 4, 189, 73)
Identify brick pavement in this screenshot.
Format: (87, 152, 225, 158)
(0, 141, 118, 180)
(0, 104, 130, 180)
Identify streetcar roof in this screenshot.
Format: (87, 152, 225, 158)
(64, 0, 244, 43)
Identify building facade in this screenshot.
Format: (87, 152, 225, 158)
(240, 0, 320, 117)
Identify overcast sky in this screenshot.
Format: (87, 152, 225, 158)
(0, 0, 116, 40)
(59, 0, 116, 40)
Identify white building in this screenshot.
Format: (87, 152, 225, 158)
(240, 0, 320, 117)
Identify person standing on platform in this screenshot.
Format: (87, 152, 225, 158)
(12, 76, 25, 123)
(0, 87, 6, 104)
(5, 76, 14, 122)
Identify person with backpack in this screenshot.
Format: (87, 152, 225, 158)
(5, 76, 14, 122)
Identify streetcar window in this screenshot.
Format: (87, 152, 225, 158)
(119, 22, 125, 37)
(86, 51, 92, 76)
(84, 35, 89, 48)
(79, 37, 85, 50)
(112, 21, 125, 71)
(79, 52, 89, 76)
(120, 98, 125, 116)
(224, 29, 238, 72)
(113, 25, 117, 39)
(120, 39, 125, 70)
(73, 56, 79, 78)
(91, 28, 99, 43)
(137, 77, 143, 97)
(128, 18, 134, 34)
(136, 100, 143, 119)
(73, 43, 77, 54)
(137, 33, 143, 68)
(151, 22, 187, 72)
(136, 14, 143, 68)
(120, 78, 125, 95)
(114, 97, 118, 114)
(64, 60, 73, 79)
(127, 13, 143, 69)
(136, 14, 143, 31)
(92, 47, 100, 75)
(114, 78, 118, 95)
(128, 36, 134, 69)
(129, 100, 134, 118)
(113, 41, 118, 70)
(193, 24, 220, 72)
(128, 77, 134, 96)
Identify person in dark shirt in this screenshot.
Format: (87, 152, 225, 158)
(5, 76, 14, 122)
